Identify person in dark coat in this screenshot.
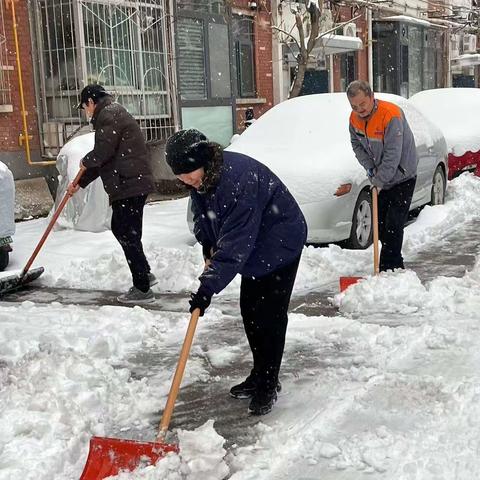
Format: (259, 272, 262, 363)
(165, 129, 307, 415)
(68, 84, 156, 304)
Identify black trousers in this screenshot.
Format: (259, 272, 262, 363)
(378, 177, 416, 272)
(239, 255, 301, 393)
(111, 195, 151, 292)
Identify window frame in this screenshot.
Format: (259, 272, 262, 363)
(232, 14, 256, 99)
(175, 0, 234, 108)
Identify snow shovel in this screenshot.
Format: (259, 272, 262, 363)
(0, 166, 86, 295)
(79, 308, 201, 480)
(339, 186, 379, 292)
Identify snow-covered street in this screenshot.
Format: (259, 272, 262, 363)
(1, 174, 480, 479)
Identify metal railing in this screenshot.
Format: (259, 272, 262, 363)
(32, 0, 177, 157)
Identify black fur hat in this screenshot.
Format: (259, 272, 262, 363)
(165, 129, 211, 175)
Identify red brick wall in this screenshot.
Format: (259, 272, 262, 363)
(233, 0, 274, 133)
(331, 6, 369, 92)
(0, 0, 40, 153)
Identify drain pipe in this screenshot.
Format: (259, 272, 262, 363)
(6, 0, 55, 166)
(367, 7, 373, 85)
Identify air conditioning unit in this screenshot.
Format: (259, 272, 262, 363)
(451, 34, 460, 58)
(343, 22, 357, 37)
(463, 34, 477, 54)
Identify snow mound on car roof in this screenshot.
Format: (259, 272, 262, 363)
(410, 88, 480, 156)
(227, 93, 361, 204)
(228, 92, 441, 204)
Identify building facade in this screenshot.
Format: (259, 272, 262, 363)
(1, 0, 274, 185)
(271, 0, 479, 101)
(1, 0, 479, 187)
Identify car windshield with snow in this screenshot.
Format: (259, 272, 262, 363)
(228, 92, 448, 249)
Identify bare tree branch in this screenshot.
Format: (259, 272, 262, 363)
(272, 25, 301, 50)
(295, 11, 307, 56)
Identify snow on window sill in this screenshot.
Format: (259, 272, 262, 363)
(236, 98, 266, 105)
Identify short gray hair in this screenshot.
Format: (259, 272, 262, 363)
(346, 80, 372, 98)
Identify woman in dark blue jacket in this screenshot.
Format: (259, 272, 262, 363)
(166, 129, 307, 416)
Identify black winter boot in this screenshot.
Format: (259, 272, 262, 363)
(230, 374, 281, 399)
(248, 388, 278, 415)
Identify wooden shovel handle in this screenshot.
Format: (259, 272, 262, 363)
(156, 308, 201, 443)
(372, 187, 380, 275)
(21, 166, 86, 278)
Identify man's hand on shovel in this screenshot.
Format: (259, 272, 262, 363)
(67, 162, 86, 196)
(67, 182, 81, 196)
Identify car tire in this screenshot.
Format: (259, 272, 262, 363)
(345, 189, 373, 250)
(431, 165, 446, 206)
(0, 249, 9, 271)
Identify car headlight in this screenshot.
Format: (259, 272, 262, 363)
(334, 183, 352, 197)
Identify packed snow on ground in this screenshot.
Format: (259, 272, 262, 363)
(410, 88, 480, 156)
(2, 173, 480, 298)
(1, 175, 480, 479)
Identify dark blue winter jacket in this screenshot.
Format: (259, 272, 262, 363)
(191, 151, 307, 296)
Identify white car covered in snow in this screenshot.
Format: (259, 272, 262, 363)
(227, 92, 448, 248)
(0, 161, 15, 270)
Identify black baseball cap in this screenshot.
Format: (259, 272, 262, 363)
(76, 84, 109, 109)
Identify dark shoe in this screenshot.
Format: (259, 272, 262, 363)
(149, 273, 158, 287)
(248, 389, 278, 416)
(230, 375, 282, 399)
(117, 286, 154, 305)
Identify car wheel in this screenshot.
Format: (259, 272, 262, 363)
(345, 189, 373, 249)
(0, 249, 9, 271)
(431, 165, 446, 205)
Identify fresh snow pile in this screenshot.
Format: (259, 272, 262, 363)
(108, 421, 228, 480)
(336, 254, 480, 317)
(0, 302, 222, 480)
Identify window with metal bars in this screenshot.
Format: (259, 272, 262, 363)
(32, 0, 177, 156)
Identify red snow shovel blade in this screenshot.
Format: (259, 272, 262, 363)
(339, 276, 363, 292)
(0, 267, 44, 295)
(79, 436, 178, 480)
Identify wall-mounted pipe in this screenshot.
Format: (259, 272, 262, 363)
(6, 0, 55, 166)
(367, 7, 373, 85)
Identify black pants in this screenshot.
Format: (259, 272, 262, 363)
(111, 195, 151, 292)
(239, 255, 301, 393)
(378, 177, 416, 272)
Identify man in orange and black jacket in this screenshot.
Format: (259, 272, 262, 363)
(347, 80, 418, 272)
